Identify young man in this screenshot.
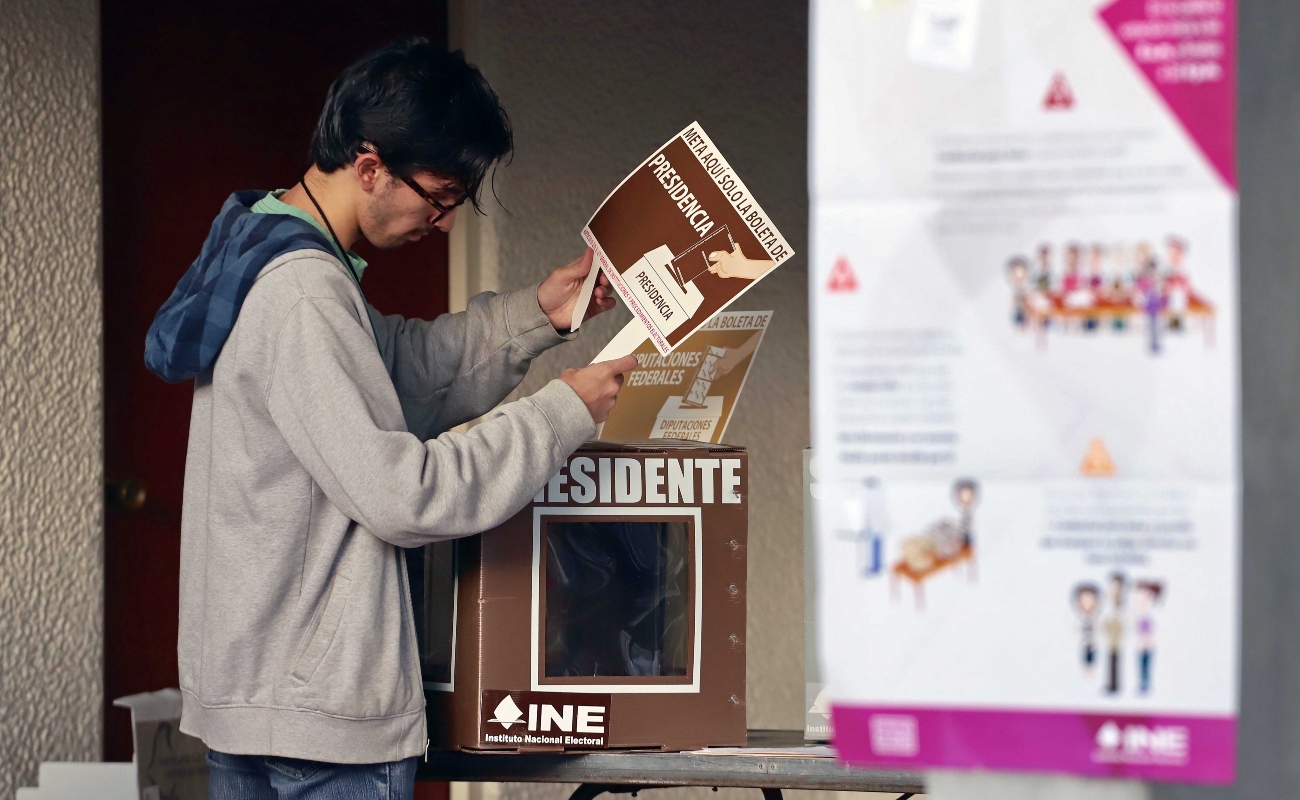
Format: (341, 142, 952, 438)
(144, 38, 636, 799)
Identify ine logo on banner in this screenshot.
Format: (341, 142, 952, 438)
(827, 257, 859, 293)
(1044, 72, 1076, 110)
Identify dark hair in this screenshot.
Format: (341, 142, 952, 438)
(1136, 580, 1164, 600)
(1074, 582, 1100, 603)
(310, 36, 512, 211)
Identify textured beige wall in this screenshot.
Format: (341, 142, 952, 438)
(0, 0, 104, 796)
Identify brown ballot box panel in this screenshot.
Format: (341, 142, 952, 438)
(418, 440, 748, 752)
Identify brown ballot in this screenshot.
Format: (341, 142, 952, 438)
(596, 311, 772, 443)
(577, 122, 793, 354)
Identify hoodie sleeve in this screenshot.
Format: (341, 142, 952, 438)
(367, 284, 576, 439)
(266, 294, 596, 547)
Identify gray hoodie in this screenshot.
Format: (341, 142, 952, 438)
(176, 246, 595, 764)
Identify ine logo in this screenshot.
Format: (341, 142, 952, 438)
(480, 691, 614, 749)
(488, 694, 526, 729)
(1092, 720, 1190, 766)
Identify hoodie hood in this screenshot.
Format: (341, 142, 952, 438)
(144, 191, 337, 383)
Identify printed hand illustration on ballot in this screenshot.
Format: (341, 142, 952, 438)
(712, 332, 762, 378)
(708, 242, 776, 281)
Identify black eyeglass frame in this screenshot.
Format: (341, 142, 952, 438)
(357, 143, 467, 223)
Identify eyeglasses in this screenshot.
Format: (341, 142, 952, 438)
(357, 143, 467, 223)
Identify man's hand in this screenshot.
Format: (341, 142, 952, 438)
(538, 248, 617, 331)
(559, 355, 639, 423)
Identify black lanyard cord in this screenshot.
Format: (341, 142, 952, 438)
(299, 179, 363, 289)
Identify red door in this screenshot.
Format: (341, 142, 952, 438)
(101, 1, 451, 777)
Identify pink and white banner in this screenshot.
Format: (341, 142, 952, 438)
(810, 0, 1239, 785)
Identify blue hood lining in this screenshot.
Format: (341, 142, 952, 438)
(144, 191, 336, 383)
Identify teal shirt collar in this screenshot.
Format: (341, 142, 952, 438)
(250, 189, 369, 280)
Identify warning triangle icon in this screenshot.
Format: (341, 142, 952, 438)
(1043, 72, 1075, 110)
(1080, 437, 1116, 477)
(827, 257, 859, 293)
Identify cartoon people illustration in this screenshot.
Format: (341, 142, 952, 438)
(834, 477, 890, 578)
(1088, 243, 1107, 292)
(1008, 255, 1052, 334)
(1103, 572, 1127, 695)
(891, 478, 980, 608)
(859, 477, 888, 576)
(954, 479, 979, 551)
(707, 242, 775, 281)
(1007, 256, 1031, 328)
(1133, 240, 1154, 278)
(1075, 243, 1107, 329)
(1072, 582, 1101, 677)
(1135, 580, 1164, 694)
(1004, 236, 1212, 349)
(1134, 258, 1165, 354)
(1109, 242, 1130, 329)
(1035, 242, 1053, 292)
(1061, 242, 1083, 293)
(1061, 242, 1095, 313)
(1069, 574, 1169, 697)
(925, 479, 979, 562)
(1163, 237, 1190, 330)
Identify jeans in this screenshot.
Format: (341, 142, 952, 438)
(207, 750, 418, 800)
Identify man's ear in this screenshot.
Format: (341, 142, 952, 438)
(354, 151, 383, 194)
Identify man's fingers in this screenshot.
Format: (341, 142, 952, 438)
(559, 248, 595, 279)
(603, 354, 640, 376)
(574, 247, 595, 273)
(708, 251, 726, 262)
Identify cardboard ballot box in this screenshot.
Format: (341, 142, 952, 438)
(418, 440, 748, 752)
